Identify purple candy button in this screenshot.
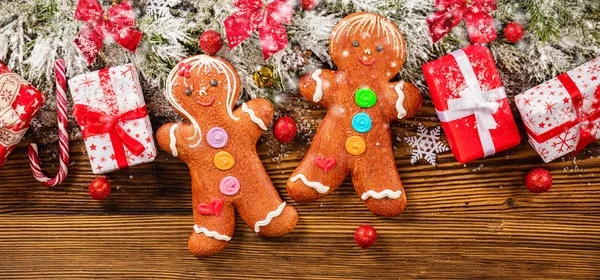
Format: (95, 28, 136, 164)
(207, 127, 228, 148)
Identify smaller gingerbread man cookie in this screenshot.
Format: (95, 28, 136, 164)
(287, 12, 422, 217)
(156, 53, 297, 257)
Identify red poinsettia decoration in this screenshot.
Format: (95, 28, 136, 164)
(73, 0, 143, 65)
(224, 0, 295, 60)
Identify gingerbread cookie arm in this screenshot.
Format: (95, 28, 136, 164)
(383, 81, 422, 121)
(156, 122, 197, 161)
(298, 69, 337, 108)
(234, 98, 274, 139)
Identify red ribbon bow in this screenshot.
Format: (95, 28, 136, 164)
(426, 0, 497, 44)
(224, 0, 294, 60)
(73, 104, 148, 169)
(74, 0, 143, 65)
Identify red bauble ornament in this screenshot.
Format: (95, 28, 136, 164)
(302, 0, 320, 11)
(354, 224, 377, 249)
(504, 22, 525, 43)
(89, 177, 112, 200)
(199, 30, 223, 55)
(525, 168, 552, 193)
(274, 116, 297, 143)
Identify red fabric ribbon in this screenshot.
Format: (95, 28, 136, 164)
(525, 74, 600, 154)
(224, 0, 294, 60)
(73, 0, 142, 65)
(73, 104, 148, 169)
(426, 0, 497, 44)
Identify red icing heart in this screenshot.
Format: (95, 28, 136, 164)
(315, 156, 336, 173)
(197, 198, 224, 216)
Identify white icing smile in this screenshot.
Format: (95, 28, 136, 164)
(254, 202, 286, 233)
(193, 225, 232, 241)
(290, 174, 330, 193)
(361, 190, 403, 200)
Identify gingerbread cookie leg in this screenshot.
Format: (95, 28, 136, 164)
(188, 195, 236, 257)
(350, 148, 407, 217)
(287, 146, 349, 202)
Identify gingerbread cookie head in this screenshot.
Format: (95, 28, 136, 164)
(164, 55, 241, 146)
(330, 12, 406, 78)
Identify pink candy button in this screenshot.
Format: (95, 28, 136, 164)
(219, 176, 240, 196)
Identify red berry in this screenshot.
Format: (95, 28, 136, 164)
(302, 0, 320, 10)
(89, 177, 112, 200)
(354, 224, 377, 249)
(525, 168, 552, 193)
(199, 30, 223, 55)
(274, 116, 297, 143)
(504, 22, 525, 43)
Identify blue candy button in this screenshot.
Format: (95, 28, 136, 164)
(352, 112, 372, 133)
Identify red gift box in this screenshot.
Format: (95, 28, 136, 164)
(0, 63, 46, 169)
(423, 45, 520, 163)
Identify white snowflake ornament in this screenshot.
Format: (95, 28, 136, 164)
(145, 0, 180, 18)
(404, 123, 449, 166)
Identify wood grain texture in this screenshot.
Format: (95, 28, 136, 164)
(0, 97, 599, 279)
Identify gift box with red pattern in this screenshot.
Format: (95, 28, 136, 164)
(0, 63, 46, 169)
(515, 58, 600, 163)
(423, 45, 521, 164)
(68, 64, 156, 174)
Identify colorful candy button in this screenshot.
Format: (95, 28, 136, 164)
(352, 112, 372, 133)
(355, 88, 377, 108)
(214, 151, 235, 170)
(207, 127, 228, 148)
(345, 136, 366, 155)
(220, 176, 240, 195)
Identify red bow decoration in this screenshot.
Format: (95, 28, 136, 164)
(73, 104, 148, 169)
(426, 0, 497, 44)
(74, 0, 143, 65)
(224, 0, 294, 60)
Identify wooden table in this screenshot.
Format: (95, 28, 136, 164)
(1, 95, 599, 279)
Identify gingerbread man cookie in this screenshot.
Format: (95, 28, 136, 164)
(287, 12, 422, 217)
(156, 54, 297, 257)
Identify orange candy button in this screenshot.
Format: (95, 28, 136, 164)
(345, 136, 366, 155)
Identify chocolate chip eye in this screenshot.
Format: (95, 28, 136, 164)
(185, 89, 192, 96)
(352, 40, 359, 47)
(210, 79, 218, 87)
(376, 44, 384, 52)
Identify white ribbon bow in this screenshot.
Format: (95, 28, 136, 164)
(435, 49, 506, 157)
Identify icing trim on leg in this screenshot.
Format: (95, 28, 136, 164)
(193, 225, 232, 241)
(254, 202, 286, 233)
(290, 174, 330, 193)
(361, 190, 402, 200)
(241, 103, 267, 130)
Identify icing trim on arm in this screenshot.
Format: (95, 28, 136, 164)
(193, 225, 232, 241)
(241, 103, 268, 130)
(312, 69, 323, 103)
(361, 190, 402, 200)
(290, 174, 330, 193)
(169, 124, 179, 157)
(394, 82, 407, 119)
(254, 202, 286, 233)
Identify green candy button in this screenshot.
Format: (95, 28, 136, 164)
(355, 88, 377, 108)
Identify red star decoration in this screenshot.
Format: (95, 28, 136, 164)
(523, 97, 534, 106)
(592, 76, 598, 81)
(127, 128, 131, 133)
(90, 156, 96, 162)
(545, 117, 550, 121)
(145, 136, 151, 143)
(539, 122, 546, 128)
(110, 154, 116, 160)
(90, 144, 97, 151)
(96, 165, 103, 171)
(563, 97, 570, 103)
(135, 133, 140, 138)
(549, 91, 555, 96)
(148, 152, 154, 159)
(102, 146, 107, 151)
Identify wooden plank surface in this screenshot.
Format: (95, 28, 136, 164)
(0, 95, 599, 279)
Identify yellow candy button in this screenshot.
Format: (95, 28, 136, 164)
(214, 151, 235, 170)
(345, 136, 366, 155)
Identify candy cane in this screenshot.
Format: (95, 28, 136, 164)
(28, 60, 69, 187)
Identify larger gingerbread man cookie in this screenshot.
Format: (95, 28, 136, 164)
(287, 12, 422, 217)
(156, 54, 297, 257)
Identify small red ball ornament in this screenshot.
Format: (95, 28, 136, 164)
(89, 177, 112, 200)
(274, 116, 297, 143)
(302, 0, 320, 11)
(354, 224, 377, 249)
(504, 22, 525, 43)
(525, 168, 552, 193)
(199, 30, 223, 55)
